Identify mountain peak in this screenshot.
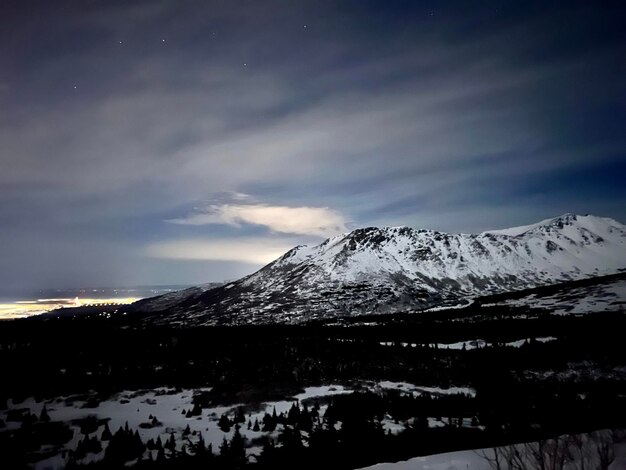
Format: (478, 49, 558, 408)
(482, 213, 614, 237)
(132, 213, 626, 325)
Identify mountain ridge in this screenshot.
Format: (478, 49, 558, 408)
(131, 214, 626, 325)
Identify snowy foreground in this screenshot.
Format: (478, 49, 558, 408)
(1, 382, 477, 469)
(4, 381, 625, 469)
(358, 432, 626, 470)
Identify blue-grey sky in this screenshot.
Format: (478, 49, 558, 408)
(1, 0, 625, 291)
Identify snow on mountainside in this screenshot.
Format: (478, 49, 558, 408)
(131, 214, 626, 325)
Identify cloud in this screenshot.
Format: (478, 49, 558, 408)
(1, 1, 624, 289)
(168, 203, 347, 237)
(145, 238, 296, 265)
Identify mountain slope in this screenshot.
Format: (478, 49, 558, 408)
(131, 214, 626, 325)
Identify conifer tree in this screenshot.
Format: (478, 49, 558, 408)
(259, 438, 276, 464)
(195, 432, 206, 455)
(39, 405, 50, 423)
(219, 436, 229, 457)
(218, 413, 232, 432)
(229, 424, 247, 465)
(262, 412, 272, 431)
(235, 407, 246, 424)
(311, 402, 320, 419)
(101, 422, 112, 441)
(288, 402, 300, 424)
(75, 437, 86, 460)
(166, 432, 176, 451)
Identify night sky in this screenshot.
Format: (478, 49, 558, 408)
(1, 1, 625, 292)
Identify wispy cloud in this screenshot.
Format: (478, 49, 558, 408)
(1, 1, 624, 288)
(145, 237, 296, 264)
(168, 203, 347, 237)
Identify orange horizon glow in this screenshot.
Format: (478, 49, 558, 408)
(0, 297, 141, 320)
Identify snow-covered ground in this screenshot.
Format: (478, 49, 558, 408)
(375, 381, 475, 398)
(358, 431, 626, 470)
(5, 383, 623, 469)
(358, 448, 493, 470)
(378, 336, 557, 351)
(5, 386, 322, 469)
(1, 381, 478, 469)
(483, 278, 626, 315)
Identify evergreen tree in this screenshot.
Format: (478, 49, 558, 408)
(278, 425, 303, 452)
(186, 402, 202, 418)
(101, 422, 112, 441)
(219, 436, 229, 457)
(39, 405, 50, 423)
(103, 423, 144, 464)
(262, 412, 273, 432)
(235, 407, 246, 424)
(229, 424, 247, 465)
(195, 432, 206, 455)
(218, 413, 232, 432)
(325, 402, 336, 426)
(86, 435, 102, 454)
(299, 404, 312, 431)
(311, 402, 320, 419)
(75, 437, 86, 460)
(287, 402, 301, 424)
(166, 432, 176, 452)
(258, 438, 276, 465)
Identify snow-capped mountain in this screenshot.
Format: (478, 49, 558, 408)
(131, 214, 626, 325)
